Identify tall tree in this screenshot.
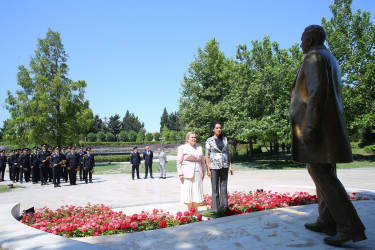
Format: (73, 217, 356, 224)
(168, 111, 182, 131)
(179, 38, 231, 140)
(160, 107, 169, 132)
(122, 110, 144, 133)
(322, 0, 375, 140)
(4, 29, 93, 146)
(107, 114, 122, 136)
(90, 114, 105, 133)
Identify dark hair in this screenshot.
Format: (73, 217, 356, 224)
(304, 25, 326, 45)
(209, 121, 224, 140)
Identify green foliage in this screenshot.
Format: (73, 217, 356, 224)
(107, 114, 122, 136)
(128, 131, 137, 142)
(136, 129, 146, 143)
(364, 145, 375, 154)
(95, 155, 131, 162)
(4, 29, 94, 146)
(118, 131, 128, 142)
(160, 108, 182, 132)
(322, 0, 375, 140)
(122, 110, 144, 133)
(97, 131, 106, 142)
(154, 132, 161, 141)
(105, 132, 116, 142)
(145, 132, 154, 141)
(83, 141, 172, 146)
(87, 132, 97, 142)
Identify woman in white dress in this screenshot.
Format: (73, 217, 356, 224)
(177, 132, 205, 211)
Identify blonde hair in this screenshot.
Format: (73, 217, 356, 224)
(185, 132, 196, 143)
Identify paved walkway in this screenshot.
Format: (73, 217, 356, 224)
(0, 168, 374, 249)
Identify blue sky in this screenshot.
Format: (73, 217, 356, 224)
(1, 0, 374, 133)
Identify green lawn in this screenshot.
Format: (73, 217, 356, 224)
(0, 185, 25, 193)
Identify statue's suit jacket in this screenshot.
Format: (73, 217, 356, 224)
(290, 45, 352, 164)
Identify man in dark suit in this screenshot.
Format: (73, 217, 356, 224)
(78, 146, 86, 181)
(38, 144, 51, 186)
(130, 147, 141, 180)
(20, 148, 31, 183)
(66, 146, 79, 185)
(60, 147, 68, 183)
(290, 25, 366, 246)
(0, 150, 7, 181)
(10, 149, 21, 183)
(8, 150, 14, 181)
(83, 147, 95, 183)
(50, 146, 62, 187)
(143, 146, 154, 179)
(31, 146, 40, 184)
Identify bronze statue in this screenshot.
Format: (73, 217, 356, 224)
(290, 25, 366, 246)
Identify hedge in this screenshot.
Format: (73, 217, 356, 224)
(95, 155, 144, 163)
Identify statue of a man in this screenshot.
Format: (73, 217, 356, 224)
(290, 25, 366, 246)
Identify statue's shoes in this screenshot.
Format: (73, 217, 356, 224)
(304, 222, 336, 236)
(324, 231, 367, 246)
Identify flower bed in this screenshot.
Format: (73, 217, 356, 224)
(202, 191, 318, 217)
(21, 191, 368, 238)
(21, 204, 202, 238)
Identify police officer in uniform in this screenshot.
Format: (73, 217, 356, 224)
(78, 146, 86, 181)
(83, 147, 95, 183)
(0, 150, 7, 181)
(10, 149, 21, 183)
(38, 144, 51, 186)
(130, 147, 141, 180)
(66, 146, 79, 185)
(50, 146, 62, 187)
(61, 147, 68, 183)
(20, 148, 31, 183)
(8, 150, 14, 181)
(31, 146, 40, 184)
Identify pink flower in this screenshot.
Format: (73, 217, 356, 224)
(130, 222, 138, 229)
(158, 220, 167, 228)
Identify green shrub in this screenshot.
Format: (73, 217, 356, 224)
(350, 142, 361, 149)
(118, 131, 128, 142)
(97, 131, 106, 142)
(81, 141, 174, 146)
(94, 155, 144, 162)
(87, 132, 97, 142)
(128, 131, 137, 142)
(154, 132, 161, 141)
(364, 145, 375, 153)
(105, 132, 116, 142)
(145, 132, 153, 141)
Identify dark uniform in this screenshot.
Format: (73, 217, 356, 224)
(60, 148, 68, 182)
(83, 148, 95, 183)
(38, 145, 51, 185)
(8, 151, 13, 181)
(130, 148, 141, 180)
(66, 149, 79, 185)
(143, 149, 154, 179)
(31, 148, 40, 184)
(50, 148, 62, 187)
(20, 149, 31, 183)
(10, 150, 21, 183)
(0, 151, 7, 181)
(48, 147, 54, 182)
(78, 148, 86, 181)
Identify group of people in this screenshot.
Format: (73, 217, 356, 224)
(129, 146, 168, 180)
(176, 25, 367, 246)
(0, 144, 95, 187)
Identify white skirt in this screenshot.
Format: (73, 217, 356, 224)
(180, 171, 203, 204)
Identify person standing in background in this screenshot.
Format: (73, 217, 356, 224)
(20, 148, 31, 183)
(10, 149, 21, 183)
(38, 144, 50, 186)
(143, 146, 154, 179)
(130, 147, 141, 180)
(50, 146, 62, 188)
(8, 150, 14, 181)
(0, 150, 7, 181)
(31, 146, 40, 184)
(66, 146, 79, 185)
(78, 146, 86, 181)
(83, 147, 95, 183)
(157, 148, 167, 179)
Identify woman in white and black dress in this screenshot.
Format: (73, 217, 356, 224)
(205, 122, 233, 210)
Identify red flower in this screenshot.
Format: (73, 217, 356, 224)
(158, 220, 167, 228)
